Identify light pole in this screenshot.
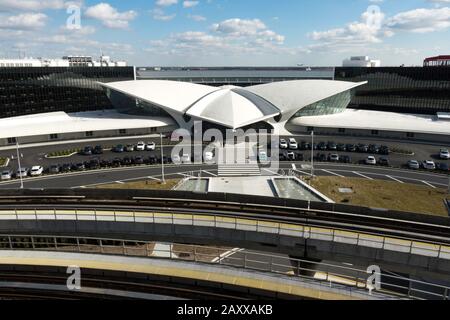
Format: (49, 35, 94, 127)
(15, 138, 24, 189)
(160, 133, 165, 184)
(310, 131, 314, 178)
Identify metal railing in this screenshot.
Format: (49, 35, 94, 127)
(1, 208, 449, 261)
(0, 234, 448, 300)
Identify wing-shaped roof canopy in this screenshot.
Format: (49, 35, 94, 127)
(100, 79, 366, 129)
(245, 80, 367, 113)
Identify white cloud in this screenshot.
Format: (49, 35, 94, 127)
(188, 14, 206, 21)
(0, 0, 81, 11)
(212, 18, 267, 37)
(0, 13, 47, 30)
(183, 1, 199, 8)
(151, 8, 176, 21)
(385, 7, 450, 33)
(85, 2, 137, 29)
(156, 0, 178, 7)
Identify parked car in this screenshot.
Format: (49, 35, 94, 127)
(300, 141, 310, 150)
(146, 142, 156, 151)
(134, 156, 144, 165)
(172, 154, 181, 164)
(318, 142, 327, 151)
(337, 144, 346, 151)
(82, 146, 93, 156)
(148, 156, 157, 165)
(346, 144, 357, 152)
(317, 153, 327, 162)
(378, 157, 390, 166)
(75, 163, 85, 171)
(88, 159, 100, 169)
(422, 160, 436, 170)
(100, 160, 111, 168)
(16, 167, 29, 178)
(113, 144, 124, 153)
(287, 151, 296, 161)
(358, 144, 369, 153)
(279, 139, 288, 149)
(112, 158, 122, 167)
(136, 141, 146, 151)
(407, 160, 420, 170)
(369, 145, 381, 154)
(329, 154, 339, 162)
(288, 138, 298, 150)
(439, 149, 450, 160)
(49, 165, 60, 174)
(204, 151, 214, 163)
(379, 146, 390, 155)
(258, 151, 269, 164)
(181, 154, 191, 163)
(437, 162, 450, 172)
(61, 163, 72, 172)
(29, 166, 44, 176)
(327, 142, 337, 151)
(93, 145, 103, 155)
(295, 152, 304, 161)
(1, 170, 12, 181)
(125, 145, 134, 152)
(122, 157, 132, 165)
(365, 156, 376, 165)
(340, 155, 352, 163)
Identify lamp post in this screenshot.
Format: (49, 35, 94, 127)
(160, 133, 165, 184)
(310, 131, 314, 178)
(16, 138, 23, 189)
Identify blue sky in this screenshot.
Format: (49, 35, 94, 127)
(0, 0, 449, 66)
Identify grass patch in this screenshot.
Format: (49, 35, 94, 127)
(47, 149, 81, 158)
(0, 157, 7, 166)
(305, 176, 450, 217)
(96, 178, 181, 190)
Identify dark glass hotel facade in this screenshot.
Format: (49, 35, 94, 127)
(0, 67, 134, 118)
(334, 67, 450, 115)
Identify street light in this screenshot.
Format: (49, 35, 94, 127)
(15, 138, 24, 189)
(310, 131, 314, 178)
(160, 132, 165, 184)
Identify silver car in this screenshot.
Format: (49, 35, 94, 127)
(407, 160, 420, 169)
(1, 170, 12, 181)
(16, 167, 29, 178)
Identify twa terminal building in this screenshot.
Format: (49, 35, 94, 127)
(101, 79, 366, 135)
(0, 76, 449, 146)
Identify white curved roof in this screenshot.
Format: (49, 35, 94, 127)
(186, 89, 280, 129)
(101, 79, 365, 129)
(101, 80, 219, 113)
(246, 80, 367, 113)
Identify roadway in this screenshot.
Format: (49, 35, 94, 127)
(0, 162, 447, 190)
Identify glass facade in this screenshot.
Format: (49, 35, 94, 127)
(335, 67, 450, 115)
(291, 89, 354, 118)
(137, 67, 335, 87)
(106, 88, 176, 121)
(0, 67, 134, 118)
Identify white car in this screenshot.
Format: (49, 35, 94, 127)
(288, 138, 298, 150)
(440, 149, 450, 160)
(1, 170, 12, 181)
(279, 139, 288, 149)
(181, 154, 191, 163)
(287, 151, 296, 161)
(423, 160, 436, 170)
(16, 167, 29, 178)
(172, 154, 181, 164)
(136, 141, 146, 151)
(204, 151, 214, 163)
(30, 166, 44, 176)
(365, 156, 376, 165)
(329, 154, 339, 162)
(408, 160, 420, 170)
(146, 142, 156, 151)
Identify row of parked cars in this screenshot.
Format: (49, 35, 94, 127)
(407, 160, 449, 172)
(279, 151, 389, 165)
(81, 142, 157, 156)
(279, 138, 390, 155)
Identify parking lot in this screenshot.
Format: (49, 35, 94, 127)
(0, 136, 449, 182)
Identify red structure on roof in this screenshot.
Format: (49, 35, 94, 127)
(423, 55, 450, 67)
